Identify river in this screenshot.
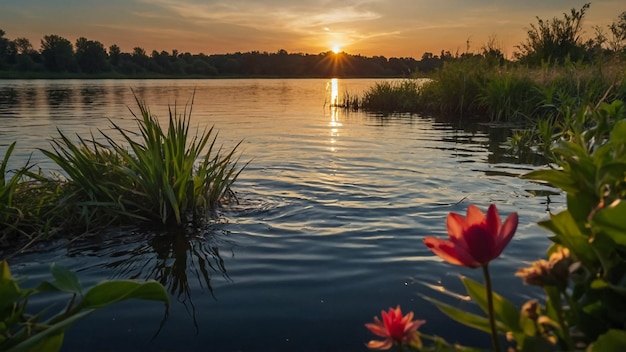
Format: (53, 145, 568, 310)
(0, 78, 558, 351)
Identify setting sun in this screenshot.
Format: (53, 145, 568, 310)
(332, 45, 341, 54)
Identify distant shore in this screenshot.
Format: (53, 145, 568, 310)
(0, 71, 412, 80)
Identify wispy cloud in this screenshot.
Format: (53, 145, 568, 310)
(140, 0, 381, 33)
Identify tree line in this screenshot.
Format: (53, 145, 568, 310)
(0, 3, 624, 78)
(0, 31, 438, 78)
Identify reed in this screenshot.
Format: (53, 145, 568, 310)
(359, 79, 421, 112)
(0, 143, 61, 249)
(40, 94, 245, 229)
(1, 142, 25, 240)
(346, 56, 626, 125)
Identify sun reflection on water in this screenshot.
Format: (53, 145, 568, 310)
(327, 78, 342, 152)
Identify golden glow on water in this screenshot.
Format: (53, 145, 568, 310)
(328, 78, 342, 153)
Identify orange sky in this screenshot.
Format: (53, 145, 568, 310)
(1, 0, 623, 59)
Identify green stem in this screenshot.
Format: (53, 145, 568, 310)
(482, 264, 501, 352)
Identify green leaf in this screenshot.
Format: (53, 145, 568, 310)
(49, 264, 83, 296)
(81, 280, 169, 309)
(521, 169, 578, 193)
(8, 310, 94, 352)
(0, 261, 28, 314)
(8, 332, 64, 352)
(610, 120, 626, 144)
(421, 295, 493, 334)
(566, 193, 595, 224)
(591, 200, 626, 246)
(461, 275, 521, 332)
(538, 210, 597, 268)
(587, 329, 626, 352)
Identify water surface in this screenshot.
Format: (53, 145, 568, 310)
(0, 79, 559, 351)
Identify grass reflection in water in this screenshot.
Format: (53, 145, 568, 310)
(69, 224, 233, 332)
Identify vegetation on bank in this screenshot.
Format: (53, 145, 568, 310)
(0, 95, 245, 252)
(0, 30, 429, 78)
(338, 4, 626, 123)
(357, 7, 626, 350)
(0, 260, 169, 352)
(364, 92, 626, 352)
(344, 58, 626, 120)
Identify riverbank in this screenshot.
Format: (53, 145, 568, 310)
(338, 57, 626, 124)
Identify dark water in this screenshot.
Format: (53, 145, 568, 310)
(0, 79, 560, 351)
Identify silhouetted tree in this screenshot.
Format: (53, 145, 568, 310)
(515, 3, 590, 65)
(108, 44, 121, 66)
(131, 46, 149, 70)
(0, 29, 10, 68)
(75, 37, 108, 73)
(481, 35, 505, 65)
(607, 11, 626, 53)
(41, 34, 76, 72)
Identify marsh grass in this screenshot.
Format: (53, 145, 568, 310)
(345, 57, 626, 125)
(0, 143, 57, 246)
(1, 142, 25, 239)
(338, 80, 422, 113)
(41, 94, 245, 229)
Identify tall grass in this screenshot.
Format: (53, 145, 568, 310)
(41, 95, 245, 228)
(0, 143, 52, 245)
(1, 142, 25, 240)
(337, 80, 422, 112)
(345, 57, 626, 125)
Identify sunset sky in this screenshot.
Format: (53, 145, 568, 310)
(1, 0, 622, 59)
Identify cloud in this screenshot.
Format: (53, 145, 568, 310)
(141, 0, 381, 34)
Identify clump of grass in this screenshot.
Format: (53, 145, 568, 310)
(335, 91, 361, 111)
(417, 59, 486, 118)
(40, 94, 245, 230)
(476, 72, 539, 122)
(0, 143, 55, 246)
(1, 142, 26, 241)
(359, 79, 421, 112)
(344, 56, 626, 125)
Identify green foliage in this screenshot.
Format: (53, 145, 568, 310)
(359, 79, 422, 112)
(0, 93, 245, 249)
(41, 94, 245, 227)
(416, 101, 626, 352)
(520, 100, 626, 348)
(417, 58, 485, 118)
(476, 72, 538, 122)
(588, 330, 626, 351)
(0, 142, 23, 236)
(515, 3, 591, 65)
(0, 143, 56, 244)
(0, 260, 168, 352)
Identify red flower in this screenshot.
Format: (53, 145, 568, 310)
(365, 305, 425, 350)
(423, 204, 518, 268)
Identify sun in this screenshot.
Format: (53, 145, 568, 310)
(332, 45, 341, 54)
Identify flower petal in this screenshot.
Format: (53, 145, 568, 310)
(423, 237, 481, 268)
(366, 339, 393, 350)
(365, 322, 388, 338)
(494, 211, 518, 256)
(465, 204, 485, 227)
(462, 224, 497, 264)
(486, 204, 502, 238)
(404, 319, 426, 333)
(446, 212, 468, 246)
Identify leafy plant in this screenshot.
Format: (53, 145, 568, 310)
(367, 100, 626, 351)
(40, 93, 246, 228)
(0, 260, 169, 351)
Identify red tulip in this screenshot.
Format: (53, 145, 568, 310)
(423, 204, 518, 268)
(365, 305, 425, 350)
